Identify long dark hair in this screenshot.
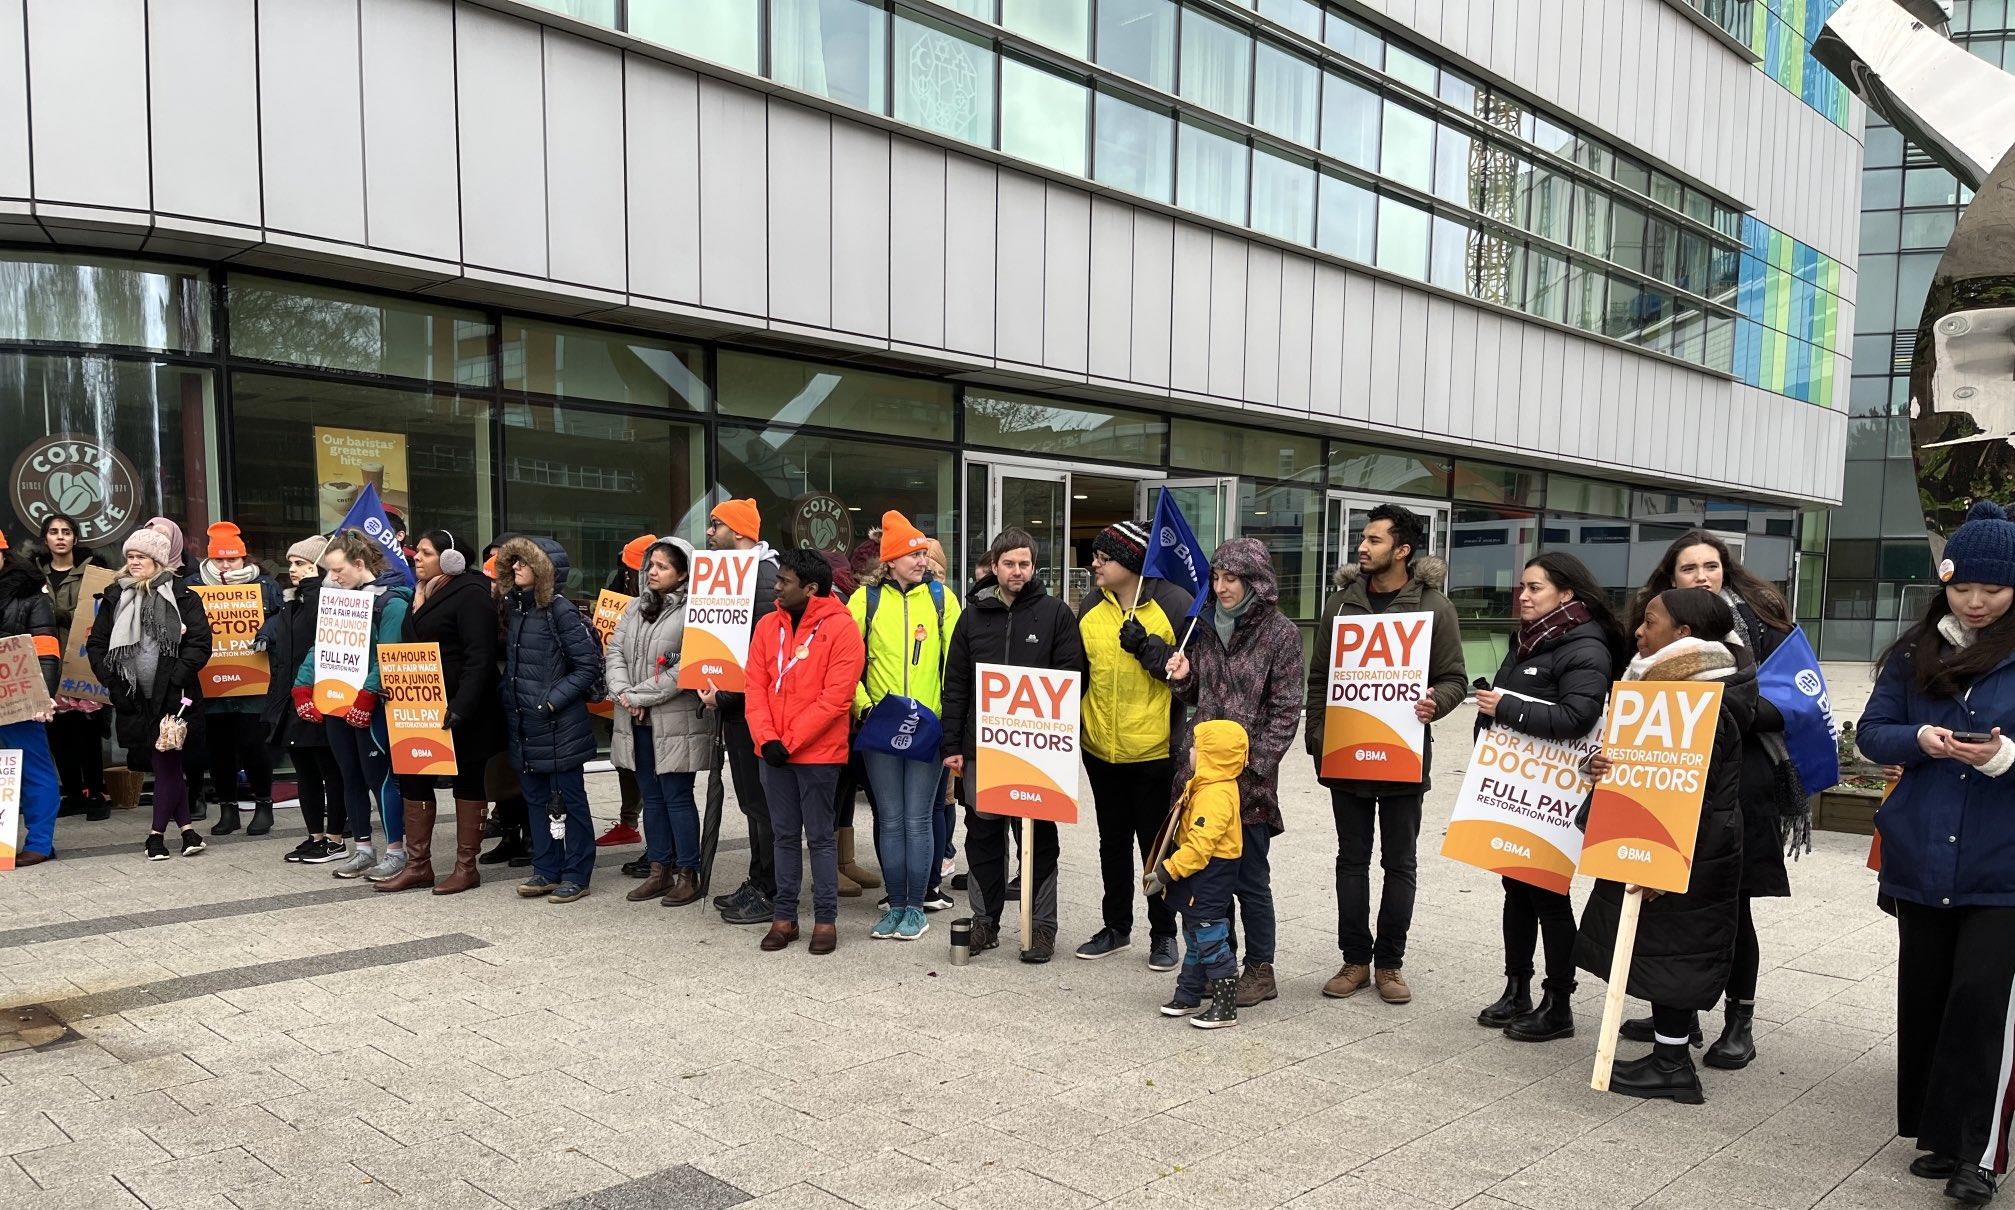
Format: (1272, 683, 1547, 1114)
(36, 511, 103, 567)
(1628, 529, 1790, 636)
(1655, 587, 1737, 645)
(1524, 551, 1628, 672)
(1880, 586, 2015, 699)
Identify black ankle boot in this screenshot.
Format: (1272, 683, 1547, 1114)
(247, 800, 274, 836)
(211, 803, 242, 836)
(1703, 1000, 1756, 1070)
(480, 832, 526, 866)
(1608, 1041, 1704, 1104)
(1947, 1163, 1998, 1207)
(1910, 1154, 1959, 1181)
(1505, 988, 1576, 1042)
(1477, 975, 1533, 1028)
(1620, 1011, 1702, 1046)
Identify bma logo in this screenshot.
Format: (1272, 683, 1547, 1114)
(890, 731, 913, 751)
(1157, 526, 1195, 570)
(1794, 669, 1824, 697)
(362, 515, 386, 538)
(10, 434, 141, 546)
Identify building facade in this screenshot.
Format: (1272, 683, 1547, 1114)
(0, 0, 1858, 670)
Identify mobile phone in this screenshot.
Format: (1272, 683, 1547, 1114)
(1951, 731, 1995, 744)
(1472, 678, 1492, 691)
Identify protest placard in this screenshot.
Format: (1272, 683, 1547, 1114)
(973, 662, 1081, 948)
(379, 642, 457, 776)
(0, 749, 20, 872)
(587, 590, 634, 720)
(1442, 696, 1601, 894)
(677, 550, 759, 693)
(193, 584, 270, 698)
(311, 587, 375, 715)
(58, 564, 117, 704)
(1319, 612, 1432, 782)
(0, 635, 54, 727)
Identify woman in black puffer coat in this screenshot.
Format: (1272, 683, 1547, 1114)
(259, 536, 346, 864)
(497, 535, 601, 902)
(1472, 553, 1628, 1045)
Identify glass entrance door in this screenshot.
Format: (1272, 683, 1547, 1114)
(1324, 492, 1450, 588)
(985, 464, 1068, 593)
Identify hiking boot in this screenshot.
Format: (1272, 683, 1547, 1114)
(1192, 977, 1239, 1029)
(968, 919, 999, 955)
(1703, 1000, 1756, 1070)
(1148, 935, 1179, 972)
(1322, 962, 1371, 999)
(760, 921, 800, 951)
(1477, 975, 1532, 1027)
(809, 923, 838, 955)
(180, 828, 207, 857)
(628, 862, 670, 902)
(1375, 967, 1412, 1005)
(1608, 1043, 1705, 1104)
(620, 856, 650, 878)
(84, 796, 111, 822)
(247, 800, 274, 836)
(211, 803, 242, 836)
(146, 833, 170, 861)
(660, 868, 701, 907)
(1234, 963, 1277, 1008)
(1505, 989, 1575, 1042)
(1074, 928, 1130, 960)
(1621, 1012, 1701, 1045)
(1020, 925, 1056, 964)
(713, 879, 751, 910)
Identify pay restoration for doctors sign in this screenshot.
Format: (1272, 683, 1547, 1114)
(1576, 681, 1724, 894)
(1319, 612, 1432, 782)
(973, 664, 1081, 824)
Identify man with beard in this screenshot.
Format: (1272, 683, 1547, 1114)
(697, 499, 780, 925)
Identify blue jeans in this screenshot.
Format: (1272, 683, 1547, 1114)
(864, 751, 941, 910)
(1175, 917, 1238, 1003)
(1233, 823, 1275, 967)
(1, 720, 59, 856)
(326, 711, 393, 846)
(522, 766, 594, 886)
(763, 762, 842, 925)
(632, 728, 699, 870)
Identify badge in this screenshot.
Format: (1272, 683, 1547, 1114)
(913, 624, 926, 641)
(1940, 558, 1956, 583)
(794, 643, 810, 660)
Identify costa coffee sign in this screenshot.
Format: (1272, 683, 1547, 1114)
(789, 491, 853, 554)
(10, 434, 141, 546)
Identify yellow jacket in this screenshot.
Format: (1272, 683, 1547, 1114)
(848, 576, 962, 717)
(1077, 578, 1192, 764)
(1162, 720, 1246, 881)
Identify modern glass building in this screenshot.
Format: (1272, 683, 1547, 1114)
(0, 0, 1858, 672)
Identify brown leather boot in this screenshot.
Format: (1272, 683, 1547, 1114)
(375, 801, 436, 892)
(628, 862, 670, 902)
(660, 867, 700, 907)
(760, 921, 800, 951)
(434, 799, 485, 895)
(1234, 962, 1278, 1008)
(836, 826, 880, 890)
(809, 923, 838, 955)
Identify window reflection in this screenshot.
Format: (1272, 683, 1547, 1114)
(1255, 42, 1320, 145)
(1001, 58, 1089, 174)
(772, 0, 888, 112)
(1094, 90, 1175, 201)
(1095, 0, 1176, 91)
(0, 251, 211, 353)
(895, 12, 994, 146)
(1316, 172, 1377, 261)
(629, 0, 760, 71)
(1377, 196, 1431, 281)
(1177, 118, 1249, 225)
(1253, 147, 1318, 244)
(1178, 7, 1251, 120)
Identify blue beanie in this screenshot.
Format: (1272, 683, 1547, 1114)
(1940, 500, 2015, 588)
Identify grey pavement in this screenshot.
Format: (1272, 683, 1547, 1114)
(0, 695, 1927, 1209)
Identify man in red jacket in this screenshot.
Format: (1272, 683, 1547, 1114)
(746, 548, 866, 956)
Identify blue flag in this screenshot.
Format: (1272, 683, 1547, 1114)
(1142, 487, 1211, 620)
(335, 483, 415, 587)
(1756, 626, 1840, 795)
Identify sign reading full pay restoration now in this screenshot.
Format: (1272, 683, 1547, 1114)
(973, 664, 1081, 824)
(1576, 681, 1724, 894)
(1319, 612, 1432, 782)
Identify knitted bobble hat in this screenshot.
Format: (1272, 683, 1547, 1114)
(1940, 500, 2015, 589)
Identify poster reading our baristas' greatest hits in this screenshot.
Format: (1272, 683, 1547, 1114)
(1576, 682, 1725, 895)
(314, 427, 408, 530)
(1442, 695, 1601, 895)
(1319, 612, 1432, 782)
(973, 664, 1081, 825)
(676, 551, 760, 693)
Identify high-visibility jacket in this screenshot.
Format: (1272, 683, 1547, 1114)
(1077, 578, 1191, 765)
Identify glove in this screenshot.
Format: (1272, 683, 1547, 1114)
(762, 740, 789, 768)
(1142, 867, 1168, 897)
(292, 685, 323, 723)
(340, 689, 380, 729)
(1117, 618, 1148, 655)
(444, 711, 462, 730)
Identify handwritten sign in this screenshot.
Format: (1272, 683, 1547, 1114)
(677, 550, 760, 693)
(973, 664, 1081, 824)
(193, 584, 270, 698)
(1442, 698, 1601, 894)
(0, 750, 19, 871)
(1319, 612, 1432, 782)
(311, 587, 375, 715)
(379, 643, 456, 776)
(58, 565, 117, 705)
(0, 635, 54, 727)
(1576, 682, 1724, 894)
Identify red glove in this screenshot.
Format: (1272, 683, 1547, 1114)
(292, 685, 322, 723)
(340, 689, 380, 729)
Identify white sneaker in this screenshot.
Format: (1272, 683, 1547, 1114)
(333, 844, 376, 879)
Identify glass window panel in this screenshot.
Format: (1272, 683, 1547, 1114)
(1613, 155, 1651, 197)
(1001, 58, 1088, 174)
(228, 276, 492, 386)
(964, 391, 1168, 464)
(1548, 473, 1629, 518)
(1254, 41, 1319, 145)
(1430, 215, 1470, 294)
(1241, 481, 1323, 621)
(1604, 275, 1644, 341)
(1316, 170, 1376, 261)
(1095, 0, 1176, 91)
(1437, 68, 1478, 111)
(1171, 417, 1322, 479)
(502, 403, 706, 571)
(1574, 189, 1611, 256)
(717, 424, 955, 556)
(1319, 71, 1380, 168)
(894, 11, 995, 147)
(1431, 122, 1473, 206)
(1379, 100, 1434, 191)
(500, 319, 707, 411)
(1642, 217, 1677, 283)
(1855, 253, 1896, 333)
(1861, 167, 1902, 209)
(1259, 0, 1323, 39)
(0, 250, 212, 353)
(2, 354, 217, 550)
(1471, 143, 1524, 225)
(1530, 113, 1573, 158)
(1525, 249, 1568, 321)
(1093, 89, 1175, 201)
(1865, 123, 1904, 167)
(1683, 187, 1712, 224)
(940, 0, 993, 15)
(1376, 195, 1431, 281)
(1329, 441, 1451, 496)
(1469, 230, 1521, 308)
(1176, 117, 1249, 225)
(1861, 209, 1899, 254)
(1324, 10, 1382, 67)
(1178, 7, 1251, 120)
(1459, 463, 1544, 506)
(771, 0, 887, 112)
(527, 0, 618, 22)
(1903, 167, 1962, 207)
(1448, 505, 1538, 620)
(629, 0, 760, 71)
(1702, 314, 1734, 372)
(1565, 264, 1606, 332)
(1573, 137, 1610, 178)
(1383, 41, 1435, 91)
(1524, 165, 1573, 243)
(1901, 209, 1958, 249)
(717, 351, 954, 440)
(1252, 145, 1317, 244)
(1608, 199, 1648, 271)
(1001, 0, 1087, 55)
(230, 372, 489, 565)
(1649, 171, 1684, 213)
(1896, 251, 1941, 331)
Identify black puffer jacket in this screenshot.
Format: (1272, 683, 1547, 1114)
(406, 572, 500, 724)
(497, 536, 600, 773)
(85, 576, 213, 772)
(1730, 605, 1796, 898)
(0, 560, 59, 695)
(1477, 618, 1623, 744)
(939, 575, 1087, 768)
(258, 576, 328, 748)
(1576, 656, 1756, 1012)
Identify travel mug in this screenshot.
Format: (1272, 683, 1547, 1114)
(948, 918, 972, 966)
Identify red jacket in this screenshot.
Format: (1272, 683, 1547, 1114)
(746, 592, 865, 765)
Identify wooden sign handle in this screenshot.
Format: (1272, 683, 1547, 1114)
(1019, 815, 1035, 953)
(1591, 886, 1645, 1092)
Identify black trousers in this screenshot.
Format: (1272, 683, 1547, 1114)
(1728, 896, 1762, 1002)
(288, 745, 343, 835)
(720, 707, 774, 896)
(49, 709, 105, 801)
(205, 711, 274, 803)
(1084, 753, 1176, 941)
(1332, 788, 1423, 968)
(964, 805, 1057, 930)
(1896, 900, 2015, 1171)
(1501, 876, 1577, 992)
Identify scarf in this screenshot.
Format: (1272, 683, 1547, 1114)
(413, 572, 451, 612)
(198, 560, 262, 588)
(107, 571, 184, 697)
(1212, 592, 1253, 648)
(1624, 635, 1736, 683)
(1516, 600, 1593, 660)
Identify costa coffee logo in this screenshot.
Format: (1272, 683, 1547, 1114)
(789, 491, 853, 554)
(10, 434, 141, 546)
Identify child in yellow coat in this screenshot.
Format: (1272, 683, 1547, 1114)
(1144, 719, 1248, 1028)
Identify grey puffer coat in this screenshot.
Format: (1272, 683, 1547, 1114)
(606, 540, 711, 775)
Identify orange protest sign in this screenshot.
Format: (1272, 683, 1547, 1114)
(378, 642, 457, 777)
(1576, 681, 1724, 894)
(0, 749, 20, 872)
(1319, 612, 1431, 782)
(0, 634, 54, 727)
(973, 664, 1081, 824)
(193, 584, 270, 699)
(588, 591, 634, 720)
(677, 551, 759, 693)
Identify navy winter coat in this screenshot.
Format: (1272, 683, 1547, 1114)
(497, 536, 600, 773)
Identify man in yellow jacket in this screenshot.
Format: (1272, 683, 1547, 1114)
(1145, 719, 1247, 1029)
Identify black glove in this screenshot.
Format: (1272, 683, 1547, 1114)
(762, 740, 789, 768)
(444, 711, 462, 730)
(1117, 618, 1148, 655)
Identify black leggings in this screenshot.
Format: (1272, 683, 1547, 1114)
(1728, 896, 1762, 1002)
(288, 746, 344, 836)
(49, 710, 106, 801)
(1501, 877, 1578, 992)
(205, 711, 273, 803)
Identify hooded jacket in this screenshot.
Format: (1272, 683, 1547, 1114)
(1477, 617, 1623, 744)
(0, 558, 60, 695)
(606, 537, 713, 775)
(291, 570, 412, 697)
(1304, 556, 1469, 796)
(848, 570, 962, 718)
(497, 536, 601, 772)
(1162, 720, 1247, 914)
(1168, 538, 1305, 835)
(30, 546, 109, 636)
(746, 589, 867, 766)
(939, 575, 1086, 767)
(1077, 576, 1192, 765)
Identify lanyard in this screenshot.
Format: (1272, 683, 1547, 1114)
(772, 615, 827, 692)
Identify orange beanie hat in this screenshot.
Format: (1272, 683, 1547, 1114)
(879, 511, 929, 564)
(207, 521, 247, 560)
(621, 533, 659, 572)
(710, 498, 762, 543)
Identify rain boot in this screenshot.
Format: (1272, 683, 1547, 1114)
(434, 799, 486, 895)
(247, 799, 274, 836)
(375, 801, 436, 892)
(1703, 1000, 1756, 1070)
(211, 802, 242, 836)
(837, 826, 880, 890)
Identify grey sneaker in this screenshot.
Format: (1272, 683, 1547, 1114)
(364, 849, 408, 883)
(333, 844, 377, 879)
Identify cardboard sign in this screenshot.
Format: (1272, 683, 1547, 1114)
(1443, 698, 1601, 894)
(677, 550, 760, 693)
(972, 663, 1081, 824)
(0, 635, 54, 727)
(312, 586, 376, 715)
(58, 565, 118, 705)
(1576, 681, 1725, 894)
(0, 749, 20, 871)
(1319, 611, 1433, 782)
(379, 642, 457, 777)
(193, 584, 270, 699)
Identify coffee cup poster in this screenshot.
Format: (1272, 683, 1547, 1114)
(1442, 697, 1602, 894)
(1319, 612, 1433, 782)
(676, 551, 760, 693)
(1576, 682, 1725, 894)
(314, 427, 408, 529)
(973, 664, 1081, 824)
